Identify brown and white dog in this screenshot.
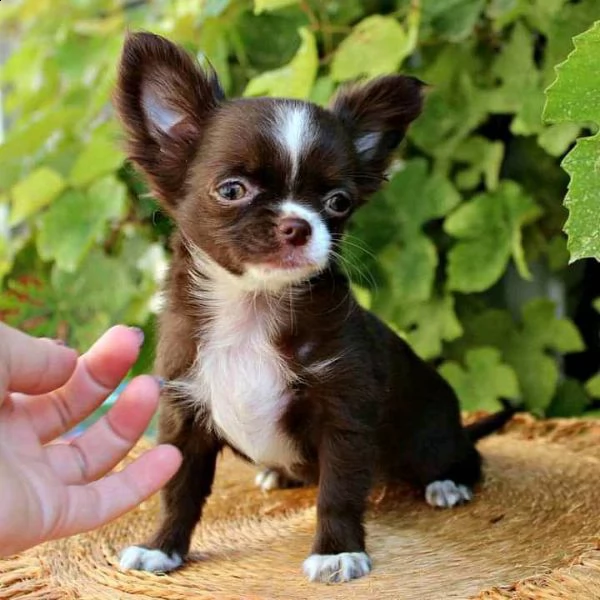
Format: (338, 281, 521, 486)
(115, 32, 515, 583)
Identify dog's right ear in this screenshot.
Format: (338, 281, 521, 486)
(114, 32, 224, 206)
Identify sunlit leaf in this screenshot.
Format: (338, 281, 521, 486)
(37, 177, 126, 272)
(244, 27, 317, 99)
(254, 0, 299, 14)
(9, 168, 66, 226)
(69, 134, 125, 187)
(331, 15, 416, 81)
(544, 20, 600, 261)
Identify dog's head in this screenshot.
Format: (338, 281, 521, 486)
(115, 32, 423, 292)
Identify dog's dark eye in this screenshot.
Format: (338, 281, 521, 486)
(217, 181, 247, 202)
(325, 192, 352, 217)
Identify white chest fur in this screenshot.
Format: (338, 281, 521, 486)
(188, 278, 301, 469)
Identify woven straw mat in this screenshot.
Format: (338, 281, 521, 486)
(3, 413, 600, 600)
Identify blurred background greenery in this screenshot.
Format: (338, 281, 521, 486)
(0, 0, 599, 419)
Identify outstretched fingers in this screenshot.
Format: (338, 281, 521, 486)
(45, 375, 161, 484)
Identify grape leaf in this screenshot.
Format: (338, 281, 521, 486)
(244, 27, 317, 99)
(453, 135, 504, 191)
(9, 167, 66, 226)
(544, 20, 600, 261)
(236, 7, 307, 71)
(359, 159, 460, 304)
(460, 299, 585, 412)
(586, 372, 600, 399)
(537, 122, 582, 157)
(331, 14, 417, 81)
(37, 177, 126, 272)
(420, 0, 485, 42)
(439, 347, 520, 411)
(445, 181, 542, 292)
(408, 54, 489, 158)
(51, 249, 138, 349)
(400, 294, 463, 360)
(69, 134, 125, 187)
(547, 378, 590, 417)
(253, 0, 298, 14)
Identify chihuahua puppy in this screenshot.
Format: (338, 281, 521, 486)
(115, 32, 515, 583)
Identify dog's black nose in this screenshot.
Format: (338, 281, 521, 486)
(277, 217, 312, 247)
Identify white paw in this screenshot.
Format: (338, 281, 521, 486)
(119, 546, 183, 573)
(425, 480, 473, 508)
(303, 552, 371, 583)
(254, 468, 282, 492)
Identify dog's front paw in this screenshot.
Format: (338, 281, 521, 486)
(425, 480, 473, 508)
(303, 552, 371, 583)
(119, 546, 183, 573)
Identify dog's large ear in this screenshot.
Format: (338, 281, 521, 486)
(114, 32, 224, 205)
(330, 75, 424, 195)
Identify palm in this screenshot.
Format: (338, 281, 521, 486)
(0, 325, 181, 557)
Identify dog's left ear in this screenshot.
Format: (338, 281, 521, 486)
(330, 75, 425, 195)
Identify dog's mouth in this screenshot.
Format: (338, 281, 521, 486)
(260, 249, 321, 272)
(242, 247, 327, 291)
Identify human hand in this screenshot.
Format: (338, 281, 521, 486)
(0, 324, 182, 557)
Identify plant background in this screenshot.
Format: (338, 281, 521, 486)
(1, 0, 599, 418)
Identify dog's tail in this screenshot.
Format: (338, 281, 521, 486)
(464, 398, 520, 442)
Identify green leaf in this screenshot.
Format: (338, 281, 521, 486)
(537, 122, 581, 157)
(361, 159, 460, 304)
(439, 347, 520, 411)
(546, 378, 590, 417)
(453, 136, 504, 191)
(421, 0, 485, 42)
(244, 27, 317, 99)
(445, 181, 542, 292)
(330, 14, 416, 81)
(37, 177, 126, 272)
(544, 20, 600, 261)
(236, 8, 307, 71)
(586, 372, 600, 399)
(459, 299, 585, 412)
(408, 59, 488, 157)
(253, 0, 298, 14)
(489, 21, 542, 125)
(69, 134, 125, 187)
(543, 0, 598, 85)
(50, 248, 137, 349)
(400, 294, 463, 360)
(9, 168, 66, 226)
(196, 19, 232, 93)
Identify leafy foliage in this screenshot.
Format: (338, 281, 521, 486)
(439, 347, 520, 412)
(544, 20, 600, 262)
(1, 0, 598, 416)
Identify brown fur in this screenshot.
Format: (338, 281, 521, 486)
(114, 32, 516, 581)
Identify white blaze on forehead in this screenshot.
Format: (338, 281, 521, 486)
(274, 103, 316, 182)
(280, 201, 331, 268)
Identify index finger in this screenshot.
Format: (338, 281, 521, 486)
(0, 323, 78, 400)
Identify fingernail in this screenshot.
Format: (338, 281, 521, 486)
(155, 376, 166, 389)
(129, 327, 145, 345)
